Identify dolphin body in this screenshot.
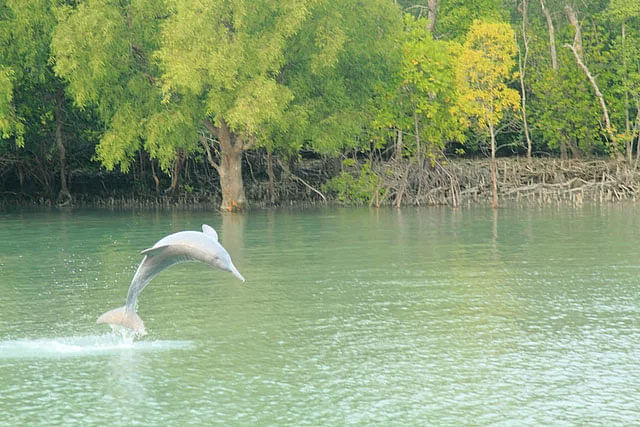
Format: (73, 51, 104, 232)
(97, 224, 244, 334)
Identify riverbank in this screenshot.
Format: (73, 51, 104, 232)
(372, 157, 640, 208)
(2, 157, 639, 209)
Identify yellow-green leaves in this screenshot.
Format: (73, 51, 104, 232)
(456, 20, 520, 132)
(226, 77, 293, 136)
(157, 0, 308, 139)
(400, 14, 465, 152)
(96, 104, 143, 172)
(52, 0, 177, 172)
(0, 66, 23, 146)
(310, 6, 345, 74)
(52, 0, 131, 110)
(0, 0, 55, 147)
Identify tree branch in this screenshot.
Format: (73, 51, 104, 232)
(564, 5, 583, 60)
(278, 159, 326, 202)
(564, 43, 613, 141)
(203, 119, 217, 136)
(539, 0, 558, 70)
(199, 135, 220, 173)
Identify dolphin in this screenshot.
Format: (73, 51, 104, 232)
(97, 224, 245, 334)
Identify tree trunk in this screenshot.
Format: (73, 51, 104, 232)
(539, 0, 558, 70)
(413, 110, 421, 164)
(427, 0, 438, 35)
(55, 88, 71, 205)
(395, 161, 410, 208)
(219, 149, 246, 212)
(167, 151, 184, 195)
(518, 0, 532, 159)
(625, 95, 632, 162)
(17, 163, 24, 193)
(568, 137, 581, 158)
(622, 23, 632, 163)
(634, 103, 640, 169)
(211, 119, 247, 212)
(151, 160, 160, 194)
(560, 136, 568, 159)
(266, 149, 276, 205)
(395, 129, 403, 160)
(564, 5, 583, 60)
(489, 121, 498, 209)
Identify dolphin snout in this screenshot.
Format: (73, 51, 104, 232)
(230, 263, 245, 282)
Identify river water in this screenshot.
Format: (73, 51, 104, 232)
(1, 206, 639, 424)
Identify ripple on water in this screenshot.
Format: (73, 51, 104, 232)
(0, 334, 193, 359)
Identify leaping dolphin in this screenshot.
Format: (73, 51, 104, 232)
(97, 224, 245, 334)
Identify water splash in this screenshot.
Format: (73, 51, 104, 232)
(108, 324, 144, 341)
(0, 332, 193, 359)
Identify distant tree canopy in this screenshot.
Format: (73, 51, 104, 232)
(1, 0, 639, 207)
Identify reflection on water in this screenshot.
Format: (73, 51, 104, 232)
(1, 206, 640, 424)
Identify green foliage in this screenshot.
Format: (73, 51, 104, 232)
(370, 13, 467, 161)
(52, 0, 196, 173)
(437, 0, 506, 41)
(403, 14, 465, 152)
(598, 6, 640, 154)
(5, 0, 640, 203)
(156, 0, 306, 140)
(0, 0, 59, 147)
(525, 2, 640, 157)
(282, 0, 403, 155)
(0, 66, 23, 145)
(323, 161, 382, 205)
(528, 58, 602, 155)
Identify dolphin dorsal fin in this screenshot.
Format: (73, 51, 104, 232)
(202, 224, 218, 241)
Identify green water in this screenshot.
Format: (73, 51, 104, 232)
(1, 206, 639, 425)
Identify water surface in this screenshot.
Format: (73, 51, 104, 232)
(1, 206, 639, 424)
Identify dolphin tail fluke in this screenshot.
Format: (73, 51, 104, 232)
(96, 306, 146, 335)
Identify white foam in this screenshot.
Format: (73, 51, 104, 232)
(0, 334, 193, 359)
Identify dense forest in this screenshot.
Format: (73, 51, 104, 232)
(1, 0, 639, 209)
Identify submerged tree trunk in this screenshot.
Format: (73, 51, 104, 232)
(489, 121, 498, 209)
(55, 88, 71, 205)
